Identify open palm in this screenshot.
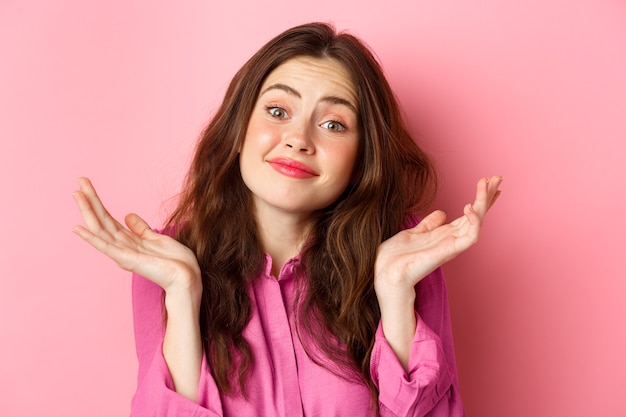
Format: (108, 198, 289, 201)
(375, 176, 502, 290)
(72, 178, 200, 292)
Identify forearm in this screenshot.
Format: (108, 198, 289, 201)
(162, 282, 203, 402)
(376, 283, 417, 372)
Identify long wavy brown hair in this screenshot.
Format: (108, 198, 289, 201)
(166, 22, 437, 402)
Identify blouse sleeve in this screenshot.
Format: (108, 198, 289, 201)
(130, 273, 223, 417)
(370, 267, 465, 417)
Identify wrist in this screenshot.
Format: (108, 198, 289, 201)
(375, 277, 416, 321)
(375, 276, 416, 306)
(164, 275, 203, 315)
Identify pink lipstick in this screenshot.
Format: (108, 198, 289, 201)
(268, 158, 318, 179)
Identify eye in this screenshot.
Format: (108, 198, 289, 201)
(266, 106, 288, 119)
(321, 120, 346, 132)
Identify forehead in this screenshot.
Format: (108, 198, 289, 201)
(261, 56, 357, 104)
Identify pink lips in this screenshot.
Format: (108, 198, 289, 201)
(268, 158, 318, 179)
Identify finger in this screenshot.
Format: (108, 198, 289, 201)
(411, 210, 447, 234)
(72, 224, 140, 271)
(471, 176, 503, 216)
(463, 203, 482, 227)
(468, 178, 488, 217)
(77, 177, 119, 232)
(484, 176, 503, 211)
(487, 175, 503, 196)
(488, 189, 502, 211)
(73, 188, 111, 234)
(125, 213, 157, 240)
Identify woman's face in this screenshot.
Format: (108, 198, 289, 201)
(239, 56, 360, 218)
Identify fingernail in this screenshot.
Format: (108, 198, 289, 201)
(72, 192, 77, 200)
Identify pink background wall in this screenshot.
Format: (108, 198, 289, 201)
(1, 1, 625, 416)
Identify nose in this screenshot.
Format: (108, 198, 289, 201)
(284, 121, 314, 153)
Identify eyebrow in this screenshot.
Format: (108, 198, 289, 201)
(260, 83, 357, 114)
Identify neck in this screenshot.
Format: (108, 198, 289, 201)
(254, 204, 313, 277)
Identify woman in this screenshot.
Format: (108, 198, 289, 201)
(73, 22, 501, 416)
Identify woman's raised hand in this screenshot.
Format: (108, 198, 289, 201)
(375, 175, 502, 293)
(72, 178, 201, 293)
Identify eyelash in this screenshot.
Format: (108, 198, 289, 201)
(320, 120, 346, 132)
(264, 105, 347, 132)
(265, 105, 288, 119)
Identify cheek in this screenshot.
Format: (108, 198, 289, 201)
(343, 142, 361, 184)
(241, 119, 264, 155)
(339, 141, 360, 172)
(242, 118, 277, 151)
(323, 142, 359, 186)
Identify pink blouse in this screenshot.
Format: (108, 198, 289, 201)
(130, 237, 465, 417)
